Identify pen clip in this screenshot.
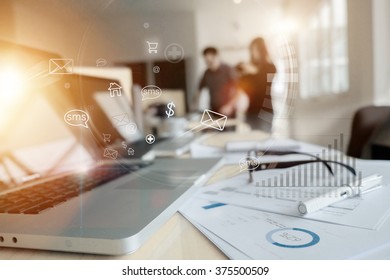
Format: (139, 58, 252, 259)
(354, 174, 383, 195)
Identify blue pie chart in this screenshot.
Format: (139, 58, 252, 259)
(266, 227, 320, 248)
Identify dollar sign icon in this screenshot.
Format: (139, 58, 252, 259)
(165, 102, 175, 118)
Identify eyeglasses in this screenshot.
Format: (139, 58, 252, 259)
(246, 149, 356, 184)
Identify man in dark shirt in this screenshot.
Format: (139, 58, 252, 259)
(193, 47, 238, 116)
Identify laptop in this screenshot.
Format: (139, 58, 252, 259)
(72, 67, 198, 158)
(151, 136, 198, 157)
(0, 41, 221, 255)
(76, 74, 198, 159)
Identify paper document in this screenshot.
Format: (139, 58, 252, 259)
(221, 138, 344, 165)
(226, 138, 303, 152)
(180, 197, 390, 259)
(201, 131, 269, 148)
(197, 159, 390, 230)
(182, 214, 251, 260)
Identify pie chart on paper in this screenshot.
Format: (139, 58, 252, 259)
(266, 228, 320, 248)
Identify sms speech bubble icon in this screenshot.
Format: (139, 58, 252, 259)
(141, 85, 162, 101)
(64, 109, 90, 128)
(239, 156, 260, 172)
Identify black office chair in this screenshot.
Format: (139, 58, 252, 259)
(347, 106, 390, 158)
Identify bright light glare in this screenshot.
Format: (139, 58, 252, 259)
(233, 0, 242, 4)
(0, 68, 25, 132)
(0, 68, 24, 101)
(79, 164, 93, 174)
(279, 19, 299, 35)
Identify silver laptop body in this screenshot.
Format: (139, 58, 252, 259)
(0, 47, 220, 254)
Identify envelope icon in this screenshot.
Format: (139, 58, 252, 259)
(103, 147, 118, 160)
(112, 113, 130, 127)
(49, 58, 73, 74)
(200, 109, 227, 131)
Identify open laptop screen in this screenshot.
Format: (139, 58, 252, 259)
(0, 42, 138, 189)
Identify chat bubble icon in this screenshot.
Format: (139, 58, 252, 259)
(141, 85, 162, 101)
(64, 109, 89, 128)
(239, 156, 260, 172)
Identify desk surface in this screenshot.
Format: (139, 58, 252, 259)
(0, 127, 266, 259)
(0, 212, 227, 260)
(0, 165, 240, 260)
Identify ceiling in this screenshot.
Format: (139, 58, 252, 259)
(55, 0, 286, 18)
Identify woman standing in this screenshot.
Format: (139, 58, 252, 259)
(238, 37, 276, 132)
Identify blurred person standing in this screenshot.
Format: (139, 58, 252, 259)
(238, 37, 276, 132)
(193, 47, 239, 117)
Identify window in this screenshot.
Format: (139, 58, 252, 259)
(299, 0, 349, 98)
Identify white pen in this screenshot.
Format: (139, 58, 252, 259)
(297, 174, 383, 215)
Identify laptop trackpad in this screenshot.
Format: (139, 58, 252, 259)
(116, 170, 199, 190)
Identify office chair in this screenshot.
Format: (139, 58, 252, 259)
(347, 105, 390, 158)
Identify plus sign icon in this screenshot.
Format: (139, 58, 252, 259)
(145, 134, 156, 144)
(164, 43, 185, 63)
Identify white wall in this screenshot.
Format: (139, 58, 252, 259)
(0, 0, 128, 74)
(193, 1, 284, 106)
(0, 0, 197, 62)
(0, 0, 199, 100)
(0, 0, 284, 113)
(4, 0, 386, 149)
(285, 0, 376, 151)
(372, 0, 390, 105)
(93, 10, 198, 95)
(195, 2, 283, 67)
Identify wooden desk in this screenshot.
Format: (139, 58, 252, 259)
(0, 129, 268, 260)
(0, 166, 240, 260)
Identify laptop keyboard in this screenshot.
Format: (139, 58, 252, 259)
(0, 162, 151, 215)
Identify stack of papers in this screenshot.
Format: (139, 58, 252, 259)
(181, 197, 390, 259)
(179, 159, 390, 259)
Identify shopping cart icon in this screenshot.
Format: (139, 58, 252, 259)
(146, 41, 158, 54)
(102, 133, 111, 143)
